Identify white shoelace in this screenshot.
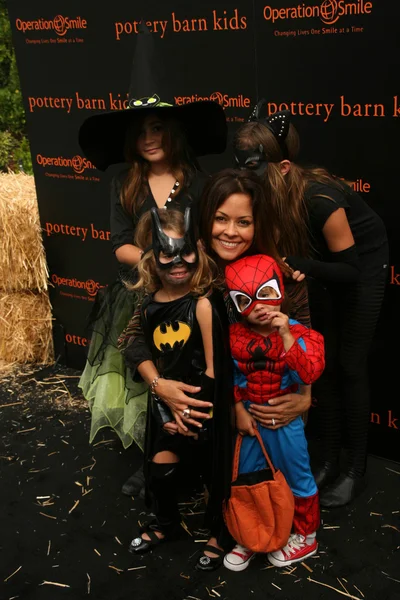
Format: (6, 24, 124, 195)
(284, 534, 307, 555)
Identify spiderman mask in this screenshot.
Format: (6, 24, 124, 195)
(225, 255, 284, 317)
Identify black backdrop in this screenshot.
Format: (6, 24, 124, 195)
(7, 0, 400, 461)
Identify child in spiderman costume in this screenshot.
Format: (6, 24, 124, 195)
(222, 254, 325, 571)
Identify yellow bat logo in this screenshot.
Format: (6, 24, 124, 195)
(153, 321, 191, 352)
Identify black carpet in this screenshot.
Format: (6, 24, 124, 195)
(1, 364, 399, 600)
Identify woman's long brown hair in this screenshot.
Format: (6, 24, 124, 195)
(120, 112, 199, 218)
(198, 168, 283, 268)
(234, 121, 348, 257)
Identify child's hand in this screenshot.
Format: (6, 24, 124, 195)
(235, 403, 257, 437)
(266, 311, 295, 352)
(266, 311, 290, 335)
(163, 421, 178, 435)
(168, 413, 199, 439)
(177, 424, 199, 440)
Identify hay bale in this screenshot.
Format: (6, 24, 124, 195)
(0, 172, 48, 292)
(0, 291, 54, 364)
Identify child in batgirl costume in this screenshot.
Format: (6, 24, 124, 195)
(126, 207, 233, 571)
(223, 254, 325, 572)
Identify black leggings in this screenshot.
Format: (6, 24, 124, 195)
(147, 434, 232, 549)
(309, 266, 387, 476)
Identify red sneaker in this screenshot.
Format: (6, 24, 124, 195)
(267, 534, 317, 567)
(223, 544, 255, 572)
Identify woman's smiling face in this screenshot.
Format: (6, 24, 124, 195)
(211, 193, 255, 263)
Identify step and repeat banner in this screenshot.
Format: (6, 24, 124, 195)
(7, 0, 400, 461)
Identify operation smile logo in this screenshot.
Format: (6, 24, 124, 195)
(263, 0, 372, 25)
(36, 154, 95, 175)
(51, 273, 103, 298)
(15, 15, 87, 37)
(174, 92, 250, 111)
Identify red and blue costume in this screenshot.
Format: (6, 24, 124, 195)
(225, 255, 325, 537)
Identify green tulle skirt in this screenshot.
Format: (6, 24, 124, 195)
(78, 280, 148, 450)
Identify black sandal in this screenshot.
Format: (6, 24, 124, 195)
(129, 529, 165, 554)
(195, 544, 225, 571)
(129, 520, 167, 554)
(129, 520, 180, 554)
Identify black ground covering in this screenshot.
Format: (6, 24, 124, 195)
(1, 364, 399, 600)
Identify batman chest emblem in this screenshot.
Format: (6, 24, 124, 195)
(153, 320, 191, 352)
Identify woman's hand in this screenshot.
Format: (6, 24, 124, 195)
(156, 378, 213, 432)
(248, 387, 311, 429)
(235, 403, 257, 437)
(282, 257, 306, 282)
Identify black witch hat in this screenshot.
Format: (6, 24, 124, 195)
(79, 23, 227, 171)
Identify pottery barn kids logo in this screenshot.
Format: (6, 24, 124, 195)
(51, 273, 103, 297)
(114, 9, 247, 39)
(36, 154, 95, 174)
(263, 0, 372, 25)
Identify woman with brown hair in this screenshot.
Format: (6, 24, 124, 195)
(233, 103, 389, 509)
(121, 169, 311, 431)
(120, 168, 311, 568)
(120, 169, 312, 487)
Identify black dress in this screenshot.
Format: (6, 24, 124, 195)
(78, 167, 209, 451)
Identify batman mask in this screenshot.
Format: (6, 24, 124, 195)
(234, 144, 268, 176)
(150, 207, 199, 270)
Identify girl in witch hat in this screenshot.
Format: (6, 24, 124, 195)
(78, 22, 227, 497)
(233, 102, 388, 511)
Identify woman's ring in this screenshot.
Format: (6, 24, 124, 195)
(272, 418, 276, 426)
(182, 408, 191, 418)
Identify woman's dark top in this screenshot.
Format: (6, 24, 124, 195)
(305, 181, 388, 276)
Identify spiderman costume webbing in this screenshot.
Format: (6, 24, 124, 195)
(231, 322, 325, 405)
(225, 255, 325, 538)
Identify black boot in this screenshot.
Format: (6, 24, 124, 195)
(319, 472, 367, 508)
(313, 461, 340, 490)
(121, 464, 145, 497)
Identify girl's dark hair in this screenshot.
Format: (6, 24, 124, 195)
(120, 112, 200, 217)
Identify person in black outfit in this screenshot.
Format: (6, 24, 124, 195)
(233, 103, 389, 508)
(125, 207, 233, 571)
(77, 23, 227, 496)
